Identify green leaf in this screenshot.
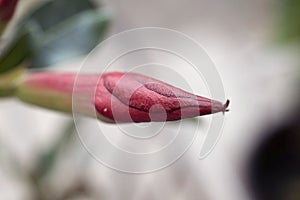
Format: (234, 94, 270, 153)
(22, 0, 96, 32)
(0, 27, 31, 73)
(0, 0, 110, 73)
(28, 9, 110, 68)
(277, 0, 300, 44)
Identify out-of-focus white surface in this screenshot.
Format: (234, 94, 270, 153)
(0, 0, 299, 199)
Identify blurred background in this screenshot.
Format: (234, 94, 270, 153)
(0, 0, 299, 199)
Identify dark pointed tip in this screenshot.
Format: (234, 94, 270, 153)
(225, 99, 230, 109)
(223, 99, 230, 113)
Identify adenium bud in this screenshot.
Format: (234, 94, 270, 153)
(0, 0, 18, 22)
(0, 0, 18, 34)
(16, 72, 229, 123)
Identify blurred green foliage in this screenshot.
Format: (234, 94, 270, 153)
(277, 0, 300, 45)
(0, 0, 110, 73)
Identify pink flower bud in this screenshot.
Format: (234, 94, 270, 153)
(95, 72, 229, 122)
(17, 72, 229, 123)
(0, 0, 18, 22)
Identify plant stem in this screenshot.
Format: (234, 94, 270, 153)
(0, 64, 25, 97)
